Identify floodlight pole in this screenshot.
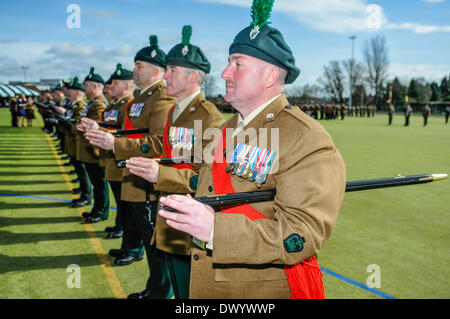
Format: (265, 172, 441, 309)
(348, 36, 356, 110)
(21, 66, 29, 83)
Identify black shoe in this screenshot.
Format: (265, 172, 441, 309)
(72, 188, 81, 194)
(71, 198, 91, 208)
(108, 249, 126, 258)
(114, 255, 143, 266)
(105, 225, 120, 233)
(127, 289, 152, 299)
(106, 230, 123, 239)
(85, 215, 106, 223)
(82, 211, 94, 218)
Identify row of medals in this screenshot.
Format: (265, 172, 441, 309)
(169, 126, 195, 152)
(225, 143, 276, 187)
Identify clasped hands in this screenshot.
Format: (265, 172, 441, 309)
(125, 156, 215, 242)
(76, 117, 115, 150)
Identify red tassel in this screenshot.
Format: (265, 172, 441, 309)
(284, 256, 325, 299)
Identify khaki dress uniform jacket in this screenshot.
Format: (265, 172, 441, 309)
(102, 96, 131, 181)
(150, 92, 225, 256)
(113, 81, 175, 202)
(188, 94, 346, 298)
(65, 99, 87, 157)
(72, 94, 108, 163)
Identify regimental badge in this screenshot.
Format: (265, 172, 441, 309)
(117, 70, 121, 76)
(151, 50, 157, 58)
(249, 25, 260, 40)
(104, 109, 119, 122)
(169, 126, 195, 153)
(227, 143, 276, 187)
(129, 103, 145, 117)
(182, 45, 189, 56)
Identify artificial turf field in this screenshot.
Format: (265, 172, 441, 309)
(0, 107, 448, 299)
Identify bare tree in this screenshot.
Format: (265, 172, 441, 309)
(318, 60, 345, 103)
(342, 58, 365, 96)
(363, 35, 389, 107)
(202, 74, 217, 98)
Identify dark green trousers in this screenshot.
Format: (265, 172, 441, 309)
(123, 201, 173, 299)
(84, 163, 109, 219)
(71, 157, 92, 199)
(164, 252, 191, 299)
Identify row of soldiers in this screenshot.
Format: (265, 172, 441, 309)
(299, 104, 377, 120)
(33, 0, 347, 299)
(36, 26, 226, 299)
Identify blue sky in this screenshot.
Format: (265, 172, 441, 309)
(1, 0, 449, 94)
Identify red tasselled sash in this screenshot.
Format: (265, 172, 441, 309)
(211, 126, 325, 299)
(162, 105, 194, 170)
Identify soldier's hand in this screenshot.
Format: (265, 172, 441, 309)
(85, 130, 115, 150)
(81, 117, 99, 131)
(159, 194, 215, 242)
(125, 157, 160, 183)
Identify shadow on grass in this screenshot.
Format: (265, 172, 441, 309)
(0, 201, 72, 209)
(0, 216, 81, 228)
(0, 172, 65, 178)
(0, 253, 106, 274)
(0, 229, 103, 245)
(0, 180, 66, 186)
(0, 190, 70, 195)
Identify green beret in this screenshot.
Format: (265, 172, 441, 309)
(166, 25, 211, 74)
(110, 63, 133, 81)
(105, 77, 112, 86)
(68, 77, 84, 91)
(229, 0, 300, 84)
(54, 82, 63, 91)
(134, 35, 166, 68)
(84, 67, 105, 84)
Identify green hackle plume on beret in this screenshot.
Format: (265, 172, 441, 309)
(166, 25, 211, 73)
(110, 62, 134, 81)
(181, 25, 192, 47)
(84, 66, 105, 84)
(69, 76, 84, 91)
(229, 0, 300, 84)
(250, 0, 274, 29)
(134, 34, 167, 68)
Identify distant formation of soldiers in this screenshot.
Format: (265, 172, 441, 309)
(298, 104, 377, 121)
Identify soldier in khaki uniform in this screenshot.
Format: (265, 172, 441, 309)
(73, 68, 109, 222)
(159, 1, 346, 299)
(80, 64, 134, 240)
(85, 35, 175, 298)
(124, 25, 225, 299)
(65, 77, 92, 208)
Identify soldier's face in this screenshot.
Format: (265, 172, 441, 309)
(133, 61, 152, 88)
(163, 65, 193, 99)
(221, 54, 266, 109)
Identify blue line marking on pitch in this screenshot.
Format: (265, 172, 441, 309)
(1, 193, 394, 299)
(0, 193, 117, 210)
(320, 267, 396, 299)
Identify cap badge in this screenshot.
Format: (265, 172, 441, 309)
(151, 50, 157, 58)
(182, 45, 189, 56)
(117, 70, 121, 75)
(249, 25, 260, 40)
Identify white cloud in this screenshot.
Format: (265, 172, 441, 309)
(196, 0, 450, 34)
(46, 42, 93, 57)
(422, 0, 445, 3)
(389, 63, 450, 83)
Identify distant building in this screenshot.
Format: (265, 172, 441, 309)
(9, 78, 72, 92)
